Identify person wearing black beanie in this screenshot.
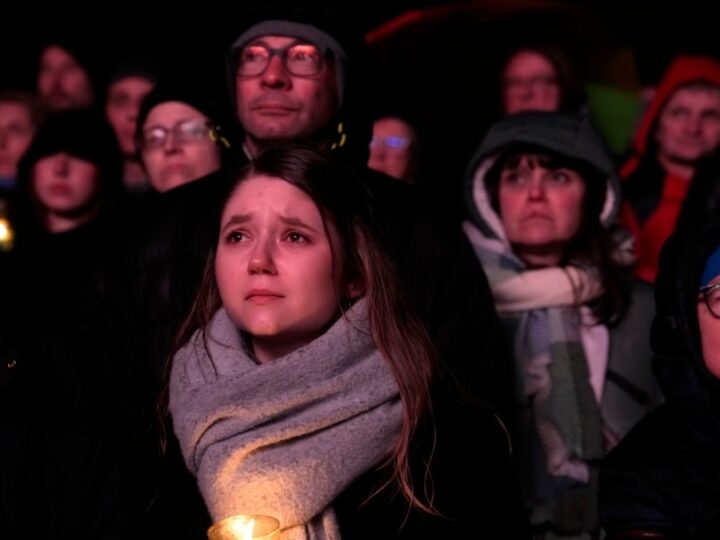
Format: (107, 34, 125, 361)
(36, 36, 99, 112)
(13, 107, 122, 242)
(0, 107, 127, 539)
(105, 56, 160, 194)
(134, 77, 234, 193)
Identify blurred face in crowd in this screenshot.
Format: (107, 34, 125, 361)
(106, 76, 155, 157)
(216, 175, 344, 361)
(655, 85, 720, 170)
(501, 50, 561, 115)
(37, 45, 94, 111)
(498, 154, 586, 267)
(234, 36, 338, 155)
(368, 117, 418, 183)
(0, 101, 35, 179)
(139, 101, 221, 192)
(698, 273, 720, 378)
(32, 152, 100, 231)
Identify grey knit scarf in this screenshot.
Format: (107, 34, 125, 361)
(169, 299, 402, 540)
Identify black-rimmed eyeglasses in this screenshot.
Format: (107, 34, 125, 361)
(235, 43, 325, 77)
(699, 282, 720, 318)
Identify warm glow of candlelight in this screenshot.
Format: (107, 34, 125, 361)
(230, 516, 255, 540)
(207, 514, 280, 540)
(0, 218, 13, 251)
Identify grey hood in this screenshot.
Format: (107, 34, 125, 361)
(464, 112, 621, 244)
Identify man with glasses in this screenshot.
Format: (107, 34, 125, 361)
(232, 29, 340, 155)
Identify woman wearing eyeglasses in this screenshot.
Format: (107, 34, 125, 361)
(600, 212, 720, 539)
(91, 79, 241, 537)
(136, 82, 230, 194)
(367, 115, 419, 183)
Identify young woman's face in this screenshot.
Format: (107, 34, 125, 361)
(105, 76, 155, 157)
(498, 155, 586, 266)
(32, 152, 100, 216)
(216, 175, 343, 361)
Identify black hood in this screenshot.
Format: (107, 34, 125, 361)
(652, 211, 720, 404)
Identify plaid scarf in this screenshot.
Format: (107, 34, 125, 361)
(464, 220, 604, 533)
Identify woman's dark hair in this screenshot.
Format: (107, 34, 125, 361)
(167, 141, 437, 513)
(485, 145, 629, 323)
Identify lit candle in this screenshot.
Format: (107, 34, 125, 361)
(0, 217, 14, 252)
(207, 514, 280, 540)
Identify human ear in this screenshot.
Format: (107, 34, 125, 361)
(345, 280, 365, 300)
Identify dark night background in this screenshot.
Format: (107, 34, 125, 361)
(3, 0, 717, 217)
(2, 0, 718, 89)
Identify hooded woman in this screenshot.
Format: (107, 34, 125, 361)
(463, 111, 661, 538)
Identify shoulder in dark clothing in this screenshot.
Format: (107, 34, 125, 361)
(600, 399, 720, 538)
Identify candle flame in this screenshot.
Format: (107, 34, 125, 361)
(229, 516, 256, 540)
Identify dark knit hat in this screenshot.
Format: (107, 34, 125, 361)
(12, 108, 124, 238)
(36, 33, 106, 96)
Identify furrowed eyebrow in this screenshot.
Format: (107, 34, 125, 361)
(221, 213, 252, 233)
(279, 215, 318, 232)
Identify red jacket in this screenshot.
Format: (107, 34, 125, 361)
(620, 55, 720, 283)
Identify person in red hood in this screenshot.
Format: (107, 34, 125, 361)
(620, 55, 720, 283)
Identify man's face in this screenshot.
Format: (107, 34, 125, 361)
(105, 76, 155, 157)
(655, 86, 720, 167)
(37, 45, 94, 111)
(234, 36, 338, 153)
